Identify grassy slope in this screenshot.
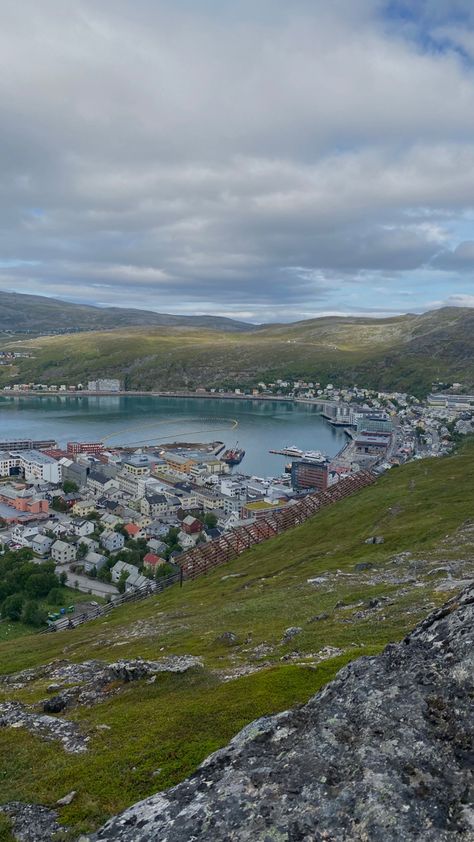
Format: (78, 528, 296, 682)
(0, 439, 473, 836)
(2, 307, 474, 395)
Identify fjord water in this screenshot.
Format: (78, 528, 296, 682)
(0, 395, 346, 476)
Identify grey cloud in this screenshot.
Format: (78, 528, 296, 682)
(0, 0, 474, 318)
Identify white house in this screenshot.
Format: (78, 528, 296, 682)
(83, 551, 107, 574)
(31, 534, 54, 556)
(100, 530, 124, 553)
(73, 519, 95, 538)
(51, 539, 76, 564)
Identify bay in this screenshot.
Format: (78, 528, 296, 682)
(0, 395, 346, 476)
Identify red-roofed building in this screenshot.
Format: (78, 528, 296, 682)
(124, 523, 140, 538)
(143, 552, 166, 571)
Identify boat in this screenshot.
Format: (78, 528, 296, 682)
(302, 450, 326, 462)
(221, 443, 245, 466)
(268, 445, 304, 457)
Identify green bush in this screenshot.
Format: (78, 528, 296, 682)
(1, 593, 24, 621)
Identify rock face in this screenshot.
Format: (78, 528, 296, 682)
(89, 586, 474, 841)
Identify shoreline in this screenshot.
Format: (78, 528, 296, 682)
(0, 389, 336, 411)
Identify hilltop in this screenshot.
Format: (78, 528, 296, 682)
(0, 438, 473, 838)
(2, 306, 473, 395)
(0, 291, 254, 335)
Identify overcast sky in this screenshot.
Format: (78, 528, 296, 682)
(1, 0, 474, 323)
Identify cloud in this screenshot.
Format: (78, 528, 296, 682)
(0, 0, 473, 320)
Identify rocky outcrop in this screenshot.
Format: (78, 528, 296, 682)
(0, 657, 203, 753)
(0, 701, 89, 753)
(87, 585, 474, 841)
(0, 802, 70, 842)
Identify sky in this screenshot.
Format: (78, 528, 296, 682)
(1, 0, 474, 323)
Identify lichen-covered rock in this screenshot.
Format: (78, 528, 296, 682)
(0, 802, 69, 842)
(87, 585, 474, 841)
(0, 701, 89, 753)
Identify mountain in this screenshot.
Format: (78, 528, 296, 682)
(2, 306, 473, 395)
(0, 438, 473, 838)
(0, 291, 254, 333)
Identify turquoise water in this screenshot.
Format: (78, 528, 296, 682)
(0, 395, 346, 476)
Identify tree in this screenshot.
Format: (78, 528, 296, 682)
(203, 512, 218, 529)
(22, 600, 47, 627)
(47, 587, 64, 605)
(59, 571, 68, 587)
(52, 497, 68, 513)
(1, 593, 24, 621)
(117, 570, 129, 593)
(97, 566, 112, 583)
(62, 480, 78, 494)
(77, 542, 88, 559)
(25, 571, 59, 599)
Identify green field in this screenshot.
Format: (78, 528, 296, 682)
(2, 306, 473, 395)
(0, 438, 473, 837)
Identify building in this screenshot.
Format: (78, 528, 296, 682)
(87, 471, 118, 495)
(19, 450, 62, 484)
(73, 519, 95, 538)
(31, 534, 54, 557)
(67, 441, 104, 456)
(0, 438, 56, 452)
(0, 451, 22, 478)
(143, 552, 166, 572)
(72, 499, 96, 517)
(51, 539, 76, 564)
(87, 379, 121, 392)
(100, 530, 125, 553)
(291, 460, 329, 492)
(181, 515, 203, 535)
(141, 494, 168, 518)
(83, 551, 107, 574)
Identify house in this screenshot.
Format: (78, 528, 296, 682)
(141, 493, 168, 518)
(79, 536, 100, 553)
(11, 524, 40, 547)
(100, 512, 123, 529)
(100, 530, 124, 553)
(51, 539, 76, 564)
(177, 530, 199, 550)
(111, 559, 137, 583)
(72, 519, 95, 538)
(181, 515, 203, 535)
(146, 538, 167, 555)
(146, 521, 169, 539)
(143, 552, 166, 572)
(123, 522, 141, 539)
(125, 569, 149, 591)
(87, 471, 118, 495)
(31, 534, 54, 556)
(72, 499, 96, 517)
(83, 551, 107, 574)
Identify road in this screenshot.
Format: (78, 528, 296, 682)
(58, 567, 119, 598)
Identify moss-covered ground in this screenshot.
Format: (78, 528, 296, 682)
(0, 439, 473, 836)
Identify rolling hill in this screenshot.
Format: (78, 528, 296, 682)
(2, 306, 473, 395)
(0, 291, 254, 334)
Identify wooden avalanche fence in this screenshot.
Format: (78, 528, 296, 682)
(178, 470, 376, 580)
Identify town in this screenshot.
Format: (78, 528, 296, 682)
(0, 380, 472, 632)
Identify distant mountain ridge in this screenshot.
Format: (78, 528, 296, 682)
(0, 290, 255, 333)
(2, 304, 473, 396)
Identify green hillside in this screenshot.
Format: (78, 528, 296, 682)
(2, 307, 473, 395)
(0, 439, 473, 837)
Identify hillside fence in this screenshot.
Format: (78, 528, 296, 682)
(43, 469, 376, 633)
